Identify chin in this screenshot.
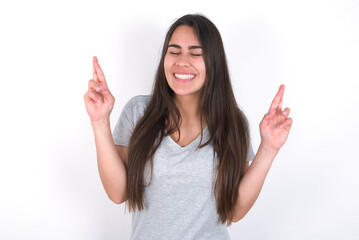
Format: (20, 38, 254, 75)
(167, 78, 204, 97)
(172, 89, 202, 97)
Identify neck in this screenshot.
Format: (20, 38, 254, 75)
(174, 94, 204, 126)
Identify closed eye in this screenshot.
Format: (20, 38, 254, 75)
(169, 52, 202, 57)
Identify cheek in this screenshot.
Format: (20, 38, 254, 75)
(198, 61, 206, 78)
(164, 54, 174, 70)
(163, 56, 169, 72)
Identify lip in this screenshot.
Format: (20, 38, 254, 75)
(173, 72, 197, 82)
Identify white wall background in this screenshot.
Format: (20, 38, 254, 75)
(1, 0, 358, 239)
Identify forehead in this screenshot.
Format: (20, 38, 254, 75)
(169, 25, 200, 46)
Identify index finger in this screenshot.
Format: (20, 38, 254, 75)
(268, 84, 285, 113)
(93, 57, 98, 82)
(93, 56, 107, 84)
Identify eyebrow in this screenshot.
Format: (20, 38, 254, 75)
(168, 44, 202, 50)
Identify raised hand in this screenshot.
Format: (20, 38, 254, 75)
(84, 56, 115, 122)
(259, 85, 293, 152)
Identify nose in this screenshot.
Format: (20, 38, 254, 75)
(175, 54, 191, 67)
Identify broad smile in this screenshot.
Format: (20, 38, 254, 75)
(173, 73, 197, 82)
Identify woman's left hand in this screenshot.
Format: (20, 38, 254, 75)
(259, 85, 293, 152)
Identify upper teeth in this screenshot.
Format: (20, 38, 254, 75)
(175, 74, 195, 80)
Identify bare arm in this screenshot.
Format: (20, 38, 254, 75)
(232, 144, 278, 221)
(115, 145, 129, 170)
(84, 57, 127, 204)
(92, 120, 127, 204)
(232, 85, 293, 222)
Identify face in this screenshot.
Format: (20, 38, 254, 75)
(164, 25, 206, 98)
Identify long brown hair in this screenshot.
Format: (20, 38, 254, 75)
(126, 14, 250, 226)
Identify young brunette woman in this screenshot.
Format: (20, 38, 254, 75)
(84, 14, 292, 240)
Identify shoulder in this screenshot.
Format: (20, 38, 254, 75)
(126, 95, 151, 114)
(128, 95, 151, 107)
(122, 95, 151, 124)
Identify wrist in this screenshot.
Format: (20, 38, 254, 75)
(91, 118, 111, 129)
(258, 141, 280, 157)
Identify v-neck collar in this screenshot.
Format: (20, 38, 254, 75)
(165, 125, 209, 151)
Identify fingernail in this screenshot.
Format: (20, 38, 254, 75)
(97, 98, 101, 103)
(95, 87, 101, 91)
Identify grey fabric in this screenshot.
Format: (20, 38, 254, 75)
(112, 95, 255, 240)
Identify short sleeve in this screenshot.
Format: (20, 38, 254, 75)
(112, 98, 135, 147)
(247, 144, 255, 161)
(243, 110, 255, 162)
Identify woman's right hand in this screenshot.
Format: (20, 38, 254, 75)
(84, 56, 115, 122)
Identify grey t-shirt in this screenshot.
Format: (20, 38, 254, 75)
(113, 95, 255, 240)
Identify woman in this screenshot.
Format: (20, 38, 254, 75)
(84, 14, 292, 240)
